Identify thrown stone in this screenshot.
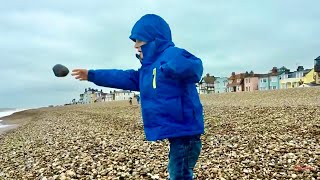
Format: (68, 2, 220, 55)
(52, 64, 69, 77)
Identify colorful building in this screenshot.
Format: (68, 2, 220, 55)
(214, 77, 228, 93)
(258, 74, 270, 91)
(244, 71, 260, 92)
(280, 66, 309, 89)
(227, 72, 245, 92)
(258, 67, 285, 90)
(268, 67, 281, 90)
(269, 75, 280, 90)
(302, 68, 315, 84)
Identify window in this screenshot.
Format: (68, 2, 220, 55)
(263, 79, 267, 83)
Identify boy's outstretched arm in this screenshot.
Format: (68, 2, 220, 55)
(160, 49, 203, 84)
(72, 69, 140, 91)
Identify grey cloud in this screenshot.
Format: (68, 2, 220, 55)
(0, 0, 319, 108)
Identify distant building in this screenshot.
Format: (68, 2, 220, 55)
(269, 67, 281, 90)
(114, 90, 135, 101)
(80, 88, 104, 104)
(76, 88, 136, 104)
(96, 92, 114, 102)
(258, 74, 270, 91)
(280, 66, 310, 89)
(302, 68, 314, 84)
(315, 56, 320, 85)
(199, 73, 215, 94)
(214, 77, 228, 93)
(227, 72, 245, 92)
(79, 93, 84, 104)
(258, 67, 288, 91)
(244, 71, 261, 92)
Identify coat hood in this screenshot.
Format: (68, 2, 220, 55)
(130, 14, 175, 65)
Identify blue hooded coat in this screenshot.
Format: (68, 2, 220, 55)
(88, 14, 204, 141)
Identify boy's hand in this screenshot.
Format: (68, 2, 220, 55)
(71, 69, 88, 81)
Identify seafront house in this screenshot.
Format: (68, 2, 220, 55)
(214, 77, 228, 93)
(300, 68, 314, 85)
(268, 67, 281, 90)
(114, 90, 135, 101)
(300, 56, 320, 87)
(79, 94, 84, 104)
(227, 72, 245, 92)
(299, 68, 317, 87)
(280, 66, 310, 89)
(244, 71, 260, 92)
(277, 66, 291, 89)
(258, 67, 283, 91)
(81, 88, 104, 104)
(258, 74, 270, 91)
(199, 73, 215, 94)
(96, 92, 114, 102)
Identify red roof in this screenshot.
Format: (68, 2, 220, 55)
(228, 73, 245, 80)
(227, 82, 242, 87)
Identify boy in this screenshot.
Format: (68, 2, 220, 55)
(72, 14, 204, 179)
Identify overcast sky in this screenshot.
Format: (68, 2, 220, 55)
(1, 0, 319, 109)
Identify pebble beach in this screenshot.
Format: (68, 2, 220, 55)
(0, 87, 319, 179)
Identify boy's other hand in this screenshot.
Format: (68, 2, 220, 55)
(71, 69, 88, 81)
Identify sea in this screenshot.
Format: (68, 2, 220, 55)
(0, 108, 26, 128)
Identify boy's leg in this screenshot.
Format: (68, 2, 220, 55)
(167, 135, 202, 180)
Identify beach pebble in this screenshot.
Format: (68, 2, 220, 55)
(0, 88, 319, 179)
(52, 64, 69, 77)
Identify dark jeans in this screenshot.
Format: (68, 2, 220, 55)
(168, 135, 202, 180)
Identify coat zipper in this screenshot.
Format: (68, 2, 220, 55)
(153, 68, 157, 89)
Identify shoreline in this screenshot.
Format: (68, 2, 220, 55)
(0, 109, 38, 137)
(0, 124, 19, 135)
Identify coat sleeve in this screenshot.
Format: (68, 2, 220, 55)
(87, 69, 140, 91)
(160, 49, 203, 83)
